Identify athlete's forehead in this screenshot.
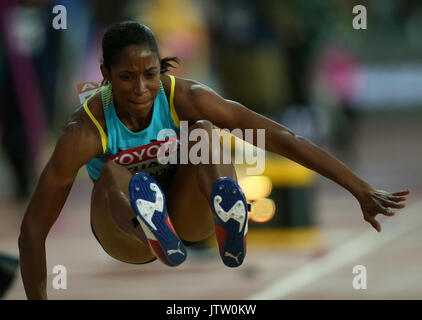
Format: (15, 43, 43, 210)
(113, 44, 159, 72)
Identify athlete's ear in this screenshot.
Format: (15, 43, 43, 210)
(100, 64, 110, 83)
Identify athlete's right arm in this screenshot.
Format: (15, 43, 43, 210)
(18, 105, 103, 300)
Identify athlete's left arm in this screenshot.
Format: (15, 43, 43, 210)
(174, 77, 410, 232)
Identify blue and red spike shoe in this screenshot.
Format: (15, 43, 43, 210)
(128, 172, 187, 267)
(211, 177, 249, 268)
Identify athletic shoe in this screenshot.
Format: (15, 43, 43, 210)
(129, 172, 187, 267)
(211, 177, 248, 267)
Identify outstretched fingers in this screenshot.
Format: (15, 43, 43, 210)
(371, 190, 410, 216)
(392, 189, 411, 197)
(372, 193, 406, 210)
(388, 195, 407, 202)
(361, 188, 410, 232)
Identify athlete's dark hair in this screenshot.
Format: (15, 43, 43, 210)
(101, 21, 179, 73)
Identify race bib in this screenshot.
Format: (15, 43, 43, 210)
(77, 82, 102, 104)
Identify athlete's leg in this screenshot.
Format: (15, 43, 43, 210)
(167, 120, 236, 241)
(90, 161, 155, 264)
(166, 120, 248, 267)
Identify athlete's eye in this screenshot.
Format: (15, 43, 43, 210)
(120, 74, 132, 80)
(146, 72, 158, 79)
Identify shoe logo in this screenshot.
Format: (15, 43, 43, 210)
(135, 183, 164, 231)
(213, 196, 246, 233)
(224, 251, 242, 264)
(167, 242, 185, 256)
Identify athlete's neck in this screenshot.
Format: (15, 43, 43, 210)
(114, 103, 153, 132)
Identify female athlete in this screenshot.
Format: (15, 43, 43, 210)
(18, 21, 410, 300)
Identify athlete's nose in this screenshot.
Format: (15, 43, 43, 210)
(134, 77, 147, 95)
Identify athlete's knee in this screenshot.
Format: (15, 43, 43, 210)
(100, 161, 123, 177)
(189, 120, 219, 147)
(98, 161, 115, 182)
(190, 119, 214, 133)
(98, 161, 131, 185)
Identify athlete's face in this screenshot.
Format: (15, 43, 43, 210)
(101, 44, 160, 116)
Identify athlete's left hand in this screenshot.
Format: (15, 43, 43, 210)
(357, 188, 410, 232)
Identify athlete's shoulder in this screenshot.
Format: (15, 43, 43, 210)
(160, 74, 203, 99)
(161, 74, 220, 123)
(84, 89, 107, 130)
(53, 103, 104, 170)
(61, 90, 106, 154)
(65, 88, 107, 131)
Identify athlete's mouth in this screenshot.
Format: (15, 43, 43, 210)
(129, 99, 151, 105)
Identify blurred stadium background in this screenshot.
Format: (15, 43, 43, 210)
(1, 0, 421, 299)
